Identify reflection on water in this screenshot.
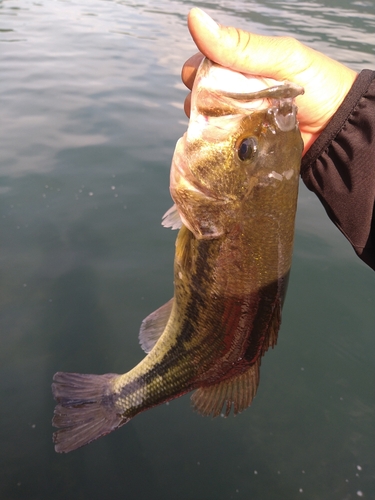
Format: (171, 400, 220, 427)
(0, 0, 374, 499)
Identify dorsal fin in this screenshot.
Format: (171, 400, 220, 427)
(139, 298, 174, 353)
(161, 204, 182, 230)
(191, 359, 260, 418)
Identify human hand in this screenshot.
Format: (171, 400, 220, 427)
(182, 8, 358, 155)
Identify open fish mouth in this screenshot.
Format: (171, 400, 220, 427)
(197, 57, 304, 100)
(194, 58, 304, 133)
(193, 84, 303, 133)
(221, 85, 303, 133)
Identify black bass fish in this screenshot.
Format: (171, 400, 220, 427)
(52, 58, 304, 453)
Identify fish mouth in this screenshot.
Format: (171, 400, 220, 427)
(195, 58, 304, 131)
(198, 58, 304, 100)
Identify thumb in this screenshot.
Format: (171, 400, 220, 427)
(186, 8, 357, 154)
(187, 7, 312, 84)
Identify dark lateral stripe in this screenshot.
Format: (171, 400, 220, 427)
(119, 238, 218, 403)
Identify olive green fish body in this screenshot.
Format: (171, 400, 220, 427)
(52, 58, 303, 452)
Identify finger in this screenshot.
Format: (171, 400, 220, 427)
(181, 52, 204, 89)
(184, 92, 192, 118)
(187, 8, 310, 82)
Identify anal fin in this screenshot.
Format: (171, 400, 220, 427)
(139, 298, 174, 353)
(263, 300, 281, 354)
(191, 360, 260, 418)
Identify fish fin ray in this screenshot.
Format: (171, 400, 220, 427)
(139, 298, 174, 353)
(52, 372, 126, 453)
(191, 360, 260, 418)
(161, 204, 183, 230)
(263, 300, 282, 354)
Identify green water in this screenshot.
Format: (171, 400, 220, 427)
(0, 1, 374, 499)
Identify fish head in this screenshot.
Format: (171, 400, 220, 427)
(170, 58, 304, 239)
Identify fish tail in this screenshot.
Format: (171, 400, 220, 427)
(52, 371, 126, 453)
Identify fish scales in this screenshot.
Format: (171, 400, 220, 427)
(52, 58, 304, 452)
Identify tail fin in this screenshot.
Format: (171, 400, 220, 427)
(52, 371, 126, 453)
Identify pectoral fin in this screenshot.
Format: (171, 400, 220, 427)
(161, 204, 183, 230)
(191, 359, 260, 418)
(139, 298, 174, 353)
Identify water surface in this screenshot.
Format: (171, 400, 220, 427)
(0, 1, 374, 499)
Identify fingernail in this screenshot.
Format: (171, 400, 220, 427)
(192, 8, 219, 36)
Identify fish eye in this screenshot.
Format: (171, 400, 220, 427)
(237, 137, 258, 162)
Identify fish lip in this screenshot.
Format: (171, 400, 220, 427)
(198, 58, 304, 100)
(219, 82, 304, 101)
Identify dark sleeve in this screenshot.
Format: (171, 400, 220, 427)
(300, 69, 375, 271)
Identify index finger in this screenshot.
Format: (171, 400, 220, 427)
(181, 52, 204, 90)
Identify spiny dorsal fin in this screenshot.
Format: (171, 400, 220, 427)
(161, 204, 182, 230)
(139, 298, 174, 353)
(191, 360, 260, 418)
